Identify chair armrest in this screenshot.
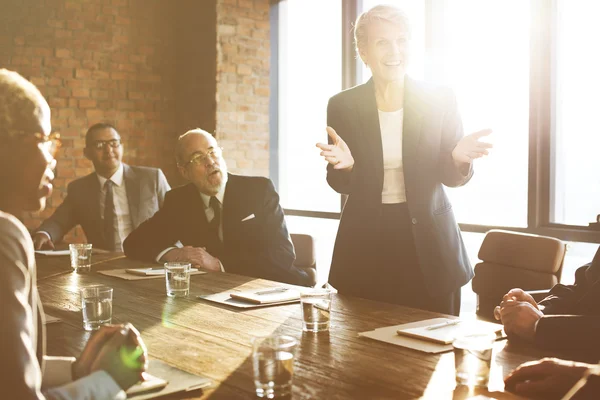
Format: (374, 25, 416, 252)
(298, 267, 317, 287)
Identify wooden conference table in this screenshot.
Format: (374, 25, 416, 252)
(37, 253, 566, 400)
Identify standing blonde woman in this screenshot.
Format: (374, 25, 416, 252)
(316, 5, 492, 315)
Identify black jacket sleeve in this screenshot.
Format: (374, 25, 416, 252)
(539, 246, 600, 315)
(123, 190, 181, 263)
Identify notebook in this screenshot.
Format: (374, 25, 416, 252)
(127, 359, 211, 399)
(125, 267, 199, 276)
(35, 250, 71, 256)
(126, 373, 168, 396)
(197, 291, 300, 309)
(396, 318, 504, 345)
(228, 287, 301, 304)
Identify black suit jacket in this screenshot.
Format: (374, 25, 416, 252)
(535, 246, 600, 354)
(123, 174, 310, 286)
(326, 77, 473, 297)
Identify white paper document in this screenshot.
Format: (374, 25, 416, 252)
(359, 318, 506, 354)
(125, 267, 199, 276)
(197, 291, 300, 309)
(44, 314, 62, 324)
(35, 250, 71, 256)
(229, 287, 301, 304)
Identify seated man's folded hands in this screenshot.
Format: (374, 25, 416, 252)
(495, 288, 544, 341)
(162, 246, 222, 272)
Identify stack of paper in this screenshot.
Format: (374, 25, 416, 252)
(198, 287, 301, 309)
(229, 287, 301, 304)
(125, 267, 199, 276)
(359, 318, 505, 354)
(35, 250, 71, 256)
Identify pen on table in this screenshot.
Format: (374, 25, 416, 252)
(425, 320, 461, 330)
(255, 288, 288, 295)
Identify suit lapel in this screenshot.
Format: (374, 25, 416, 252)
(221, 174, 237, 248)
(183, 183, 209, 245)
(355, 79, 384, 179)
(123, 164, 140, 228)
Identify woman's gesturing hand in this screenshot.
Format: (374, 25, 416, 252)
(452, 128, 493, 164)
(316, 126, 355, 171)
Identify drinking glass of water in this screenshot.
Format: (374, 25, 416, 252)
(453, 332, 496, 387)
(80, 286, 113, 331)
(252, 335, 297, 399)
(300, 288, 332, 333)
(70, 243, 92, 273)
(164, 262, 191, 297)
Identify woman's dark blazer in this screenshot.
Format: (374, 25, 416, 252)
(326, 77, 474, 297)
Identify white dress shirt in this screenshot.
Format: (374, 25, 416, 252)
(156, 184, 227, 272)
(97, 164, 133, 250)
(379, 109, 407, 204)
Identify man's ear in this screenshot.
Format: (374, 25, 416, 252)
(83, 147, 92, 160)
(177, 165, 189, 181)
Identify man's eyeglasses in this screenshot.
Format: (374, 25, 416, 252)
(6, 130, 62, 157)
(90, 139, 121, 150)
(181, 147, 223, 167)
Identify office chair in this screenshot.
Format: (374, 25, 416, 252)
(471, 229, 566, 321)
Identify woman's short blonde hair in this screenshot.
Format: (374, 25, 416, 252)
(354, 4, 411, 56)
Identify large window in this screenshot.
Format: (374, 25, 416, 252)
(277, 0, 342, 212)
(552, 0, 600, 226)
(442, 1, 530, 227)
(274, 0, 600, 243)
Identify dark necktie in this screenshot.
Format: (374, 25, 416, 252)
(103, 180, 118, 251)
(208, 196, 223, 257)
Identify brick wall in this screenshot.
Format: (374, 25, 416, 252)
(216, 0, 271, 177)
(0, 0, 177, 241)
(0, 0, 272, 243)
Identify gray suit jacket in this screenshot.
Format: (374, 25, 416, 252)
(37, 164, 170, 250)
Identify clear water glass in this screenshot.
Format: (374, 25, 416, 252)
(453, 332, 495, 387)
(300, 289, 332, 332)
(80, 286, 113, 331)
(252, 335, 297, 398)
(165, 262, 191, 297)
(70, 243, 92, 273)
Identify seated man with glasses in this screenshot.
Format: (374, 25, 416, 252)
(33, 122, 170, 251)
(123, 128, 311, 286)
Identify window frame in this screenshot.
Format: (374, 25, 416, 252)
(271, 0, 600, 244)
